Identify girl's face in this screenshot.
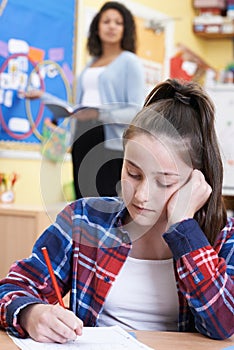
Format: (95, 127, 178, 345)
(98, 9, 124, 45)
(121, 134, 193, 228)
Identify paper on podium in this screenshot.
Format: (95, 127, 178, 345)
(9, 325, 154, 350)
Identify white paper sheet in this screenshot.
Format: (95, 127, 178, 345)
(9, 326, 154, 350)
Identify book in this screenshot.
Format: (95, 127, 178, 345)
(9, 325, 154, 350)
(41, 93, 99, 118)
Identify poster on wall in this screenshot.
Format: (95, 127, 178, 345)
(0, 0, 76, 144)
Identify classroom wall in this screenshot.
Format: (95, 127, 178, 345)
(2, 152, 73, 206)
(2, 0, 233, 206)
(134, 0, 233, 70)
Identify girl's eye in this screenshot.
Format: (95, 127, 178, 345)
(127, 170, 141, 180)
(156, 181, 174, 188)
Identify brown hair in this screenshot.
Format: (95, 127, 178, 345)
(123, 78, 227, 245)
(87, 1, 137, 56)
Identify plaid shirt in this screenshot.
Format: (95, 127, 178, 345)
(0, 197, 233, 339)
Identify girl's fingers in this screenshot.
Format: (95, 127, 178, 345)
(19, 304, 83, 344)
(54, 305, 83, 335)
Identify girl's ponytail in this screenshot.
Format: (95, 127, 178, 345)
(143, 79, 227, 244)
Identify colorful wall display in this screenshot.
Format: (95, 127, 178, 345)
(0, 0, 76, 144)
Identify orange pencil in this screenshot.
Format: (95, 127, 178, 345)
(41, 246, 65, 308)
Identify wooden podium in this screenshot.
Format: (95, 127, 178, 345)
(0, 203, 53, 278)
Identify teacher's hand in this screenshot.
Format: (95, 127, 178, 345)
(72, 108, 99, 121)
(18, 90, 44, 99)
(19, 303, 83, 343)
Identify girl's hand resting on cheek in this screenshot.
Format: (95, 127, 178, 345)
(19, 303, 83, 343)
(167, 169, 212, 227)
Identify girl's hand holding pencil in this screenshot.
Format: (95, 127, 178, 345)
(18, 302, 83, 343)
(18, 247, 83, 343)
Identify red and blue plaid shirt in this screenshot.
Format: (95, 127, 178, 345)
(0, 197, 233, 339)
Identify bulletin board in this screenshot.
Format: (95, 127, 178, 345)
(0, 0, 77, 147)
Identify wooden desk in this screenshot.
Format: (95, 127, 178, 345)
(0, 330, 233, 350)
(136, 330, 234, 350)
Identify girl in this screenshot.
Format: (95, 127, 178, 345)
(0, 79, 233, 343)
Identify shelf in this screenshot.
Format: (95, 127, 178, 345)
(193, 31, 234, 39)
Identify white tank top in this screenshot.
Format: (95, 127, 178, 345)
(81, 66, 105, 107)
(98, 256, 179, 331)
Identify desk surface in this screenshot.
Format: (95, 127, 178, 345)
(1, 330, 233, 350)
